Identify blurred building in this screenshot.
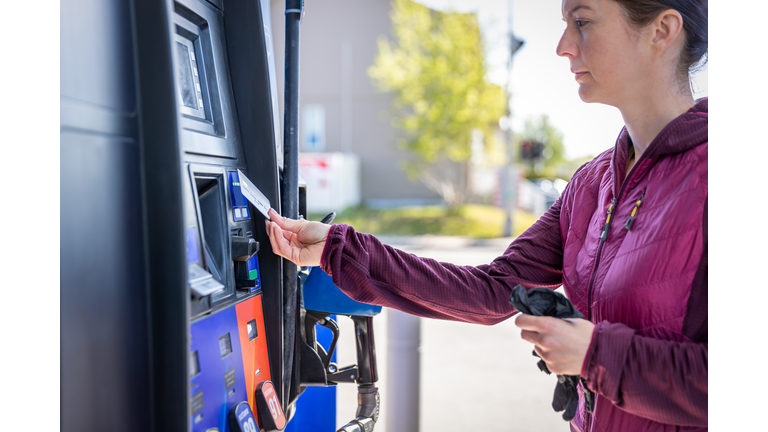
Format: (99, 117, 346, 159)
(270, 0, 445, 210)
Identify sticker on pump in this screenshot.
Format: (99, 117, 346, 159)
(228, 401, 258, 432)
(237, 169, 272, 220)
(255, 380, 286, 430)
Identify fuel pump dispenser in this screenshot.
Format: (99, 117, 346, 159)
(62, 0, 384, 430)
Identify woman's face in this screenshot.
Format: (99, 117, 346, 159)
(557, 0, 652, 106)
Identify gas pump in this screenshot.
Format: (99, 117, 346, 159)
(61, 0, 383, 430)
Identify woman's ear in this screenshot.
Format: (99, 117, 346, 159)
(651, 9, 685, 54)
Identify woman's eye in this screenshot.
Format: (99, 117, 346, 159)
(575, 20, 587, 28)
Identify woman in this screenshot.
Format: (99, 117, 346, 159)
(266, 0, 708, 430)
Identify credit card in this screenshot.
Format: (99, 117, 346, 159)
(237, 169, 272, 220)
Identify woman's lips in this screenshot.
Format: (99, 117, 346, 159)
(574, 71, 587, 80)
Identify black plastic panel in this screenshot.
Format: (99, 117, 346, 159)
(61, 0, 136, 112)
(61, 132, 150, 431)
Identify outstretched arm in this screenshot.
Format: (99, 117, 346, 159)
(266, 197, 566, 325)
(316, 199, 566, 325)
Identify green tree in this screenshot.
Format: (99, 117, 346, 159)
(368, 0, 505, 207)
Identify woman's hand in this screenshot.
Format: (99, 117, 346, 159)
(515, 315, 595, 376)
(265, 208, 332, 267)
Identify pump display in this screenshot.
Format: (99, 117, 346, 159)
(61, 0, 383, 430)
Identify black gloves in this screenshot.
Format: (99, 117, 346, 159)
(509, 284, 582, 319)
(509, 285, 595, 421)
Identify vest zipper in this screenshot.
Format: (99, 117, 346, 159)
(586, 197, 616, 324)
(584, 199, 616, 432)
(583, 148, 649, 432)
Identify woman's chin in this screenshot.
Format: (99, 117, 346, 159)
(577, 85, 611, 105)
(577, 85, 597, 103)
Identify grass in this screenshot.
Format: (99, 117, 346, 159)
(309, 204, 539, 239)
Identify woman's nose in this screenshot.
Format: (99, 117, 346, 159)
(556, 28, 577, 58)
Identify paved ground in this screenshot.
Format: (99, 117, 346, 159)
(334, 235, 570, 432)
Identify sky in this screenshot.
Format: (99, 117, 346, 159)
(418, 0, 709, 159)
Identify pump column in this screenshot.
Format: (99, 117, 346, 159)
(281, 0, 303, 411)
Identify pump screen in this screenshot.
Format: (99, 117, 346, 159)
(196, 176, 226, 284)
(175, 42, 197, 109)
(219, 333, 233, 358)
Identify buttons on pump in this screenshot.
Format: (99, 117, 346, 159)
(229, 171, 252, 222)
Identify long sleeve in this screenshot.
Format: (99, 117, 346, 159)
(319, 197, 566, 326)
(582, 321, 708, 427)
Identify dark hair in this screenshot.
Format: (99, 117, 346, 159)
(613, 0, 708, 78)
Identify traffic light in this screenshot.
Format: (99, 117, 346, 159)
(520, 140, 545, 161)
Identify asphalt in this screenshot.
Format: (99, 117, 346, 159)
(333, 235, 570, 432)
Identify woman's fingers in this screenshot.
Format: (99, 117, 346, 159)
(282, 226, 298, 245)
(265, 221, 279, 254)
(265, 221, 284, 258)
(265, 211, 329, 267)
(269, 208, 303, 232)
(516, 314, 557, 332)
(267, 220, 292, 260)
(515, 314, 595, 376)
(520, 329, 540, 345)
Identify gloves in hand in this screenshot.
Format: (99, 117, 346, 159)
(509, 285, 595, 421)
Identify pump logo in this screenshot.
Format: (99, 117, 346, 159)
(238, 405, 250, 421)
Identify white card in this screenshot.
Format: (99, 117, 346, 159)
(237, 169, 271, 220)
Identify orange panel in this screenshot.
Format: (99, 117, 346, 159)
(235, 294, 273, 426)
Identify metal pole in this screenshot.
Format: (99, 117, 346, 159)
(503, 0, 523, 237)
(282, 0, 303, 409)
(341, 39, 353, 153)
(386, 308, 421, 432)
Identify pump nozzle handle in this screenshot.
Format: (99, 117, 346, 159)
(320, 212, 336, 224)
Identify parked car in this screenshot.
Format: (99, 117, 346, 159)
(528, 178, 568, 212)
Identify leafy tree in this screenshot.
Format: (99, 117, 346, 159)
(368, 0, 505, 207)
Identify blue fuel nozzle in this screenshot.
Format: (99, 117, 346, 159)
(302, 267, 382, 317)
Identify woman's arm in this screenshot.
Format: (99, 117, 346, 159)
(318, 198, 566, 325)
(582, 321, 708, 427)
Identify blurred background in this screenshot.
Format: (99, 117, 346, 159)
(269, 0, 708, 431)
(272, 0, 707, 238)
